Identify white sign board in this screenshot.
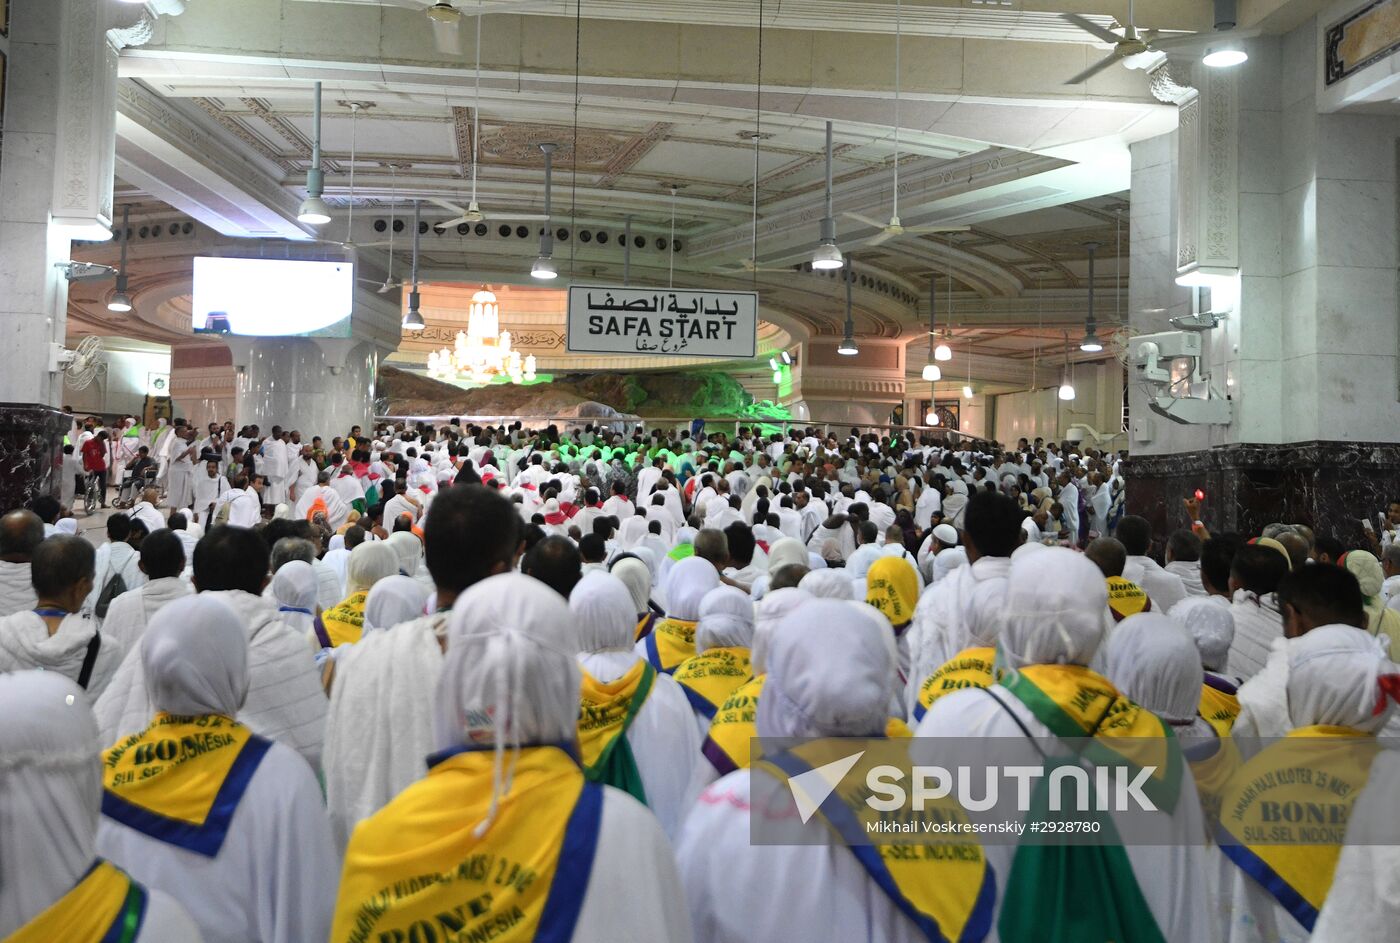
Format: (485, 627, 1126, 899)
(567, 285, 758, 359)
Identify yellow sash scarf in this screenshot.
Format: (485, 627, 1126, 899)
(101, 713, 270, 858)
(3, 861, 147, 943)
(758, 738, 994, 943)
(1199, 680, 1241, 738)
(702, 674, 766, 775)
(913, 646, 997, 722)
(642, 618, 696, 674)
(578, 660, 655, 774)
(673, 647, 752, 720)
(1106, 576, 1151, 621)
(321, 591, 369, 647)
(331, 745, 601, 943)
(1004, 664, 1182, 813)
(1216, 725, 1379, 931)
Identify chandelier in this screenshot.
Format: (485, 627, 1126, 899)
(425, 288, 537, 385)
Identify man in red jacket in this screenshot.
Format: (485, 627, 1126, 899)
(80, 430, 110, 508)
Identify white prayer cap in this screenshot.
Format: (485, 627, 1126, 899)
(1000, 547, 1108, 670)
(1286, 624, 1397, 732)
(696, 585, 755, 653)
(386, 530, 424, 575)
(437, 573, 578, 754)
(346, 540, 400, 595)
(143, 595, 249, 717)
(757, 600, 894, 739)
(0, 671, 101, 938)
(664, 556, 720, 621)
(1170, 598, 1235, 673)
(1104, 613, 1204, 726)
(271, 559, 318, 611)
(932, 524, 958, 545)
(55, 518, 78, 536)
(609, 556, 652, 614)
(799, 569, 856, 600)
(364, 575, 430, 634)
(753, 587, 811, 675)
(933, 546, 968, 582)
(570, 572, 637, 653)
(765, 538, 807, 574)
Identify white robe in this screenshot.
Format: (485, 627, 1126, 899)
(84, 542, 146, 617)
(903, 556, 1012, 715)
(164, 440, 197, 512)
(323, 614, 446, 850)
(99, 576, 193, 657)
(94, 590, 327, 772)
(97, 739, 337, 943)
(1311, 750, 1400, 942)
(579, 650, 702, 842)
(259, 439, 289, 505)
(602, 494, 635, 521)
(0, 611, 121, 697)
(289, 457, 319, 503)
(294, 484, 350, 531)
(312, 558, 343, 612)
(1226, 590, 1284, 681)
(1165, 560, 1206, 598)
(0, 560, 35, 618)
(217, 487, 262, 528)
(1124, 555, 1188, 613)
(917, 685, 1215, 943)
(127, 500, 165, 535)
(191, 472, 228, 523)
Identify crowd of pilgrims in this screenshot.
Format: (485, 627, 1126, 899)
(3, 417, 1400, 942)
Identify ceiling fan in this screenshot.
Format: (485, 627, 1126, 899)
(1060, 0, 1259, 85)
(381, 0, 557, 57)
(843, 0, 971, 247)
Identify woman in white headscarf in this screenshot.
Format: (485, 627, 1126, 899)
(748, 536, 807, 601)
(362, 575, 430, 634)
(1171, 597, 1241, 736)
(798, 568, 855, 600)
(385, 530, 433, 593)
(673, 586, 756, 739)
(680, 599, 978, 943)
(331, 573, 690, 943)
(611, 554, 661, 640)
(96, 595, 337, 943)
(1219, 625, 1397, 943)
(0, 671, 202, 941)
(1105, 613, 1212, 737)
(616, 515, 649, 552)
(941, 478, 969, 529)
(269, 559, 319, 637)
(637, 556, 718, 675)
(569, 572, 700, 841)
(656, 526, 698, 595)
(917, 547, 1213, 943)
(316, 541, 399, 648)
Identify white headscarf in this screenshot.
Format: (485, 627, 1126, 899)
(664, 556, 720, 621)
(696, 585, 755, 652)
(765, 537, 808, 574)
(609, 556, 652, 615)
(142, 595, 249, 717)
(363, 575, 430, 633)
(799, 569, 856, 600)
(569, 572, 635, 653)
(617, 516, 648, 551)
(345, 541, 401, 595)
(386, 530, 426, 575)
(1000, 547, 1108, 670)
(1286, 624, 1397, 732)
(436, 574, 578, 834)
(1170, 598, 1236, 673)
(933, 546, 968, 582)
(270, 559, 319, 634)
(0, 672, 101, 937)
(757, 600, 894, 739)
(55, 519, 78, 536)
(1104, 613, 1205, 727)
(753, 587, 811, 675)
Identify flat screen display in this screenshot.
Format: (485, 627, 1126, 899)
(192, 257, 354, 337)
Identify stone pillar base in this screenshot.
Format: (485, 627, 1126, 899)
(1122, 442, 1400, 547)
(0, 404, 71, 512)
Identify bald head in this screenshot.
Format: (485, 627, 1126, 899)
(0, 510, 45, 562)
(1085, 537, 1127, 579)
(1276, 532, 1309, 572)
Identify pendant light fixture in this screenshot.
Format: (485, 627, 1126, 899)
(297, 82, 332, 226)
(107, 206, 133, 313)
(403, 200, 425, 331)
(1203, 0, 1249, 67)
(811, 121, 843, 270)
(837, 268, 859, 355)
(921, 273, 941, 381)
(1079, 241, 1104, 352)
(1058, 330, 1076, 400)
(531, 143, 558, 280)
(934, 237, 954, 360)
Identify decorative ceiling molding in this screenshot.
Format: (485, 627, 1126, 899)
(190, 98, 300, 173)
(597, 122, 673, 189)
(451, 106, 475, 179)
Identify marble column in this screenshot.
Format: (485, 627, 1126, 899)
(1125, 20, 1400, 545)
(0, 0, 118, 508)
